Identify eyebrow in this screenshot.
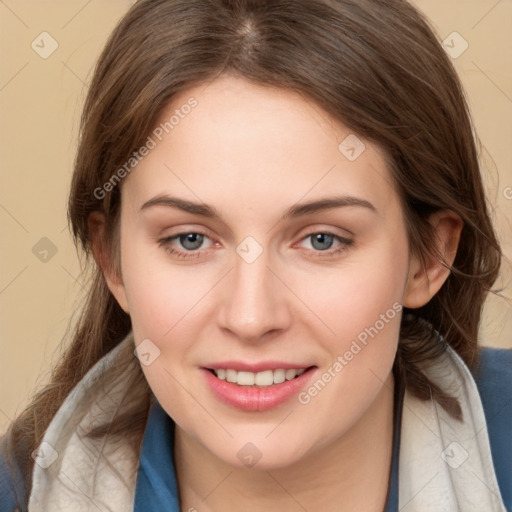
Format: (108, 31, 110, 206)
(139, 194, 377, 220)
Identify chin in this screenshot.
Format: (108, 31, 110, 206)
(204, 433, 314, 471)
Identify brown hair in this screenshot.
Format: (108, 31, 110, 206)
(7, 0, 502, 497)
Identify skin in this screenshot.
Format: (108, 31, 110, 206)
(90, 75, 462, 511)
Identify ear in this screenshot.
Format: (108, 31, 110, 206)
(403, 210, 463, 309)
(88, 211, 130, 314)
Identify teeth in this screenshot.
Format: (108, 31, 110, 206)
(213, 368, 307, 386)
(254, 370, 273, 386)
(237, 371, 255, 386)
(226, 369, 237, 383)
(285, 369, 297, 381)
(273, 369, 286, 384)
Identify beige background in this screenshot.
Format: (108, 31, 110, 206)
(1, 0, 511, 435)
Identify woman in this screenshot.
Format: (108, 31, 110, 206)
(1, 0, 511, 510)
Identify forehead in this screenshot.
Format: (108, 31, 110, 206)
(121, 75, 400, 220)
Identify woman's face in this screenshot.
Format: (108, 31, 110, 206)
(109, 75, 416, 469)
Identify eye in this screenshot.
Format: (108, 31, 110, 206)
(297, 232, 353, 258)
(158, 231, 215, 260)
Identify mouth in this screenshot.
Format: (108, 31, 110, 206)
(202, 365, 318, 411)
(207, 367, 312, 387)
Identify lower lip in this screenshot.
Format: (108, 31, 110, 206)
(202, 367, 317, 411)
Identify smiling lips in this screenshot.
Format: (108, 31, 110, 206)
(202, 363, 316, 411)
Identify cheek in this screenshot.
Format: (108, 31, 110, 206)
(294, 235, 407, 417)
(300, 236, 408, 349)
(120, 236, 208, 339)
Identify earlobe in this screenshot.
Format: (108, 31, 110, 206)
(88, 211, 130, 314)
(403, 210, 463, 309)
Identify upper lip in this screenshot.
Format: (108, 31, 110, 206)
(203, 361, 315, 372)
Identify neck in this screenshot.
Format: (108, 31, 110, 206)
(174, 372, 395, 512)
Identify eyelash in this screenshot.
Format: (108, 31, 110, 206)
(157, 230, 353, 261)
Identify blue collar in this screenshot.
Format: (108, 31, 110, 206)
(134, 382, 402, 511)
(133, 401, 180, 510)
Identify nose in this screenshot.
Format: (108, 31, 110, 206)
(217, 246, 292, 343)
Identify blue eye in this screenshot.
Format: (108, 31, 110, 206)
(309, 233, 335, 251)
(299, 232, 353, 257)
(158, 232, 213, 260)
(177, 233, 205, 251)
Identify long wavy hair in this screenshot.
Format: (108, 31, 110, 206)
(7, 0, 502, 499)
